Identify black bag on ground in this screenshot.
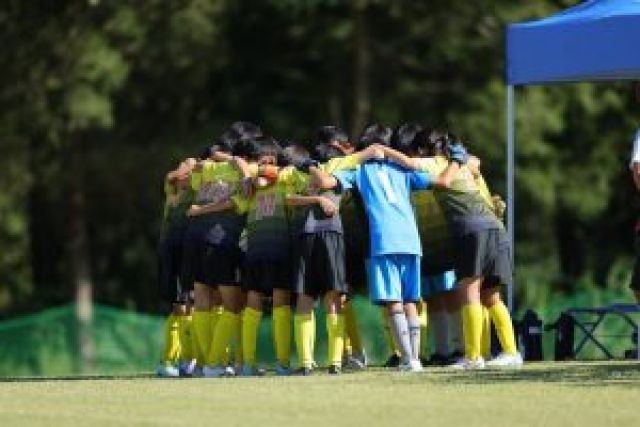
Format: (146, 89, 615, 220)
(545, 312, 575, 361)
(519, 309, 543, 361)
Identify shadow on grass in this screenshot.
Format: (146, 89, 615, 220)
(0, 373, 155, 383)
(1, 362, 639, 387)
(423, 362, 640, 388)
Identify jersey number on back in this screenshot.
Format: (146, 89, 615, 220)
(377, 170, 398, 205)
(256, 194, 276, 219)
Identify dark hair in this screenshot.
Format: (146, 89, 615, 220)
(392, 123, 423, 155)
(196, 146, 213, 160)
(316, 126, 348, 145)
(216, 130, 240, 150)
(241, 136, 287, 165)
(312, 143, 343, 163)
(358, 123, 392, 149)
(207, 131, 238, 156)
(414, 129, 453, 157)
(229, 121, 263, 142)
(282, 141, 310, 166)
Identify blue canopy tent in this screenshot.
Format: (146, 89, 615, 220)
(505, 0, 640, 310)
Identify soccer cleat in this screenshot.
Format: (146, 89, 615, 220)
(383, 353, 401, 368)
(178, 359, 197, 377)
(328, 365, 342, 375)
(275, 364, 291, 376)
(346, 350, 368, 370)
(202, 365, 232, 378)
(156, 363, 180, 378)
(239, 365, 266, 377)
(486, 352, 523, 369)
(398, 359, 423, 373)
(449, 357, 485, 370)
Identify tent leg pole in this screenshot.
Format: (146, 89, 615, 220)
(507, 85, 515, 313)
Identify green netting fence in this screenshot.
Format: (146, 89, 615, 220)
(0, 290, 637, 376)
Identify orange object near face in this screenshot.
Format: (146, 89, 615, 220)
(261, 165, 279, 181)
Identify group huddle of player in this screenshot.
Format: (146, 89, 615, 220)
(156, 121, 523, 377)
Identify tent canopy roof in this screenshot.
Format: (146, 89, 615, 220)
(507, 0, 640, 85)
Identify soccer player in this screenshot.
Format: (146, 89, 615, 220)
(181, 131, 247, 374)
(229, 137, 303, 376)
(392, 124, 460, 365)
(286, 136, 380, 375)
(186, 141, 260, 377)
(393, 130, 520, 369)
(316, 126, 370, 369)
(157, 158, 197, 377)
(311, 124, 467, 371)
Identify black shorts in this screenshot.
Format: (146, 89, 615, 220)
(421, 245, 455, 277)
(158, 225, 188, 302)
(344, 233, 368, 293)
(202, 244, 243, 286)
(293, 232, 347, 298)
(631, 222, 640, 291)
(454, 228, 512, 287)
(181, 220, 243, 288)
(243, 258, 292, 294)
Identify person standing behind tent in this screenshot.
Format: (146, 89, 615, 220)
(629, 83, 640, 304)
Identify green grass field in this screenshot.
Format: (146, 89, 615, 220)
(1, 362, 638, 426)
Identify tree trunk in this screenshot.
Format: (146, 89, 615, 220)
(69, 143, 95, 374)
(350, 0, 371, 141)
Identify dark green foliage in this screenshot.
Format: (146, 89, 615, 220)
(0, 0, 638, 316)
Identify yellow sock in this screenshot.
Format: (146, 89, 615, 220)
(418, 301, 428, 357)
(344, 336, 353, 358)
(462, 303, 484, 360)
(344, 300, 363, 355)
(178, 314, 194, 361)
(488, 301, 518, 355)
(272, 306, 292, 367)
(382, 308, 399, 355)
(294, 313, 314, 368)
(208, 311, 239, 366)
(161, 315, 181, 363)
(191, 311, 211, 365)
(234, 310, 243, 366)
(242, 307, 262, 366)
(309, 310, 316, 363)
(210, 305, 223, 339)
(481, 306, 492, 359)
(209, 306, 223, 363)
(326, 313, 345, 367)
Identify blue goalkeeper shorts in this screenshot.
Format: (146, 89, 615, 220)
(366, 254, 421, 304)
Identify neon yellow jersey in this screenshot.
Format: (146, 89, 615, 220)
(416, 156, 502, 235)
(190, 161, 247, 212)
(244, 166, 307, 260)
(411, 157, 454, 273)
(161, 177, 194, 234)
(322, 153, 361, 174)
(187, 160, 256, 249)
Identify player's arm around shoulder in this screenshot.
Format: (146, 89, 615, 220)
(430, 144, 468, 189)
(329, 145, 384, 172)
